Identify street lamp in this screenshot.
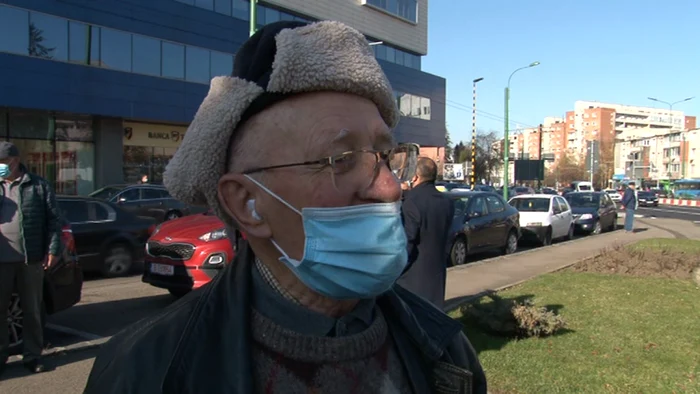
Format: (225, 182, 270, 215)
(503, 61, 540, 200)
(647, 96, 695, 178)
(368, 41, 384, 46)
(471, 77, 484, 189)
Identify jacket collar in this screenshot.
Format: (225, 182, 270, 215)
(163, 243, 463, 392)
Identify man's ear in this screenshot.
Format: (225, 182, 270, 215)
(217, 173, 272, 239)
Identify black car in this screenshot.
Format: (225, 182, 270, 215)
(89, 184, 202, 223)
(57, 196, 156, 277)
(538, 187, 558, 195)
(447, 191, 521, 266)
(638, 191, 659, 207)
(473, 184, 497, 193)
(513, 186, 535, 196)
(8, 223, 83, 349)
(435, 182, 470, 191)
(565, 192, 618, 235)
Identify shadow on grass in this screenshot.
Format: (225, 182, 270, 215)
(454, 293, 575, 355)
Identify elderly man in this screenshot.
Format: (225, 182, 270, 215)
(84, 21, 486, 394)
(0, 142, 62, 375)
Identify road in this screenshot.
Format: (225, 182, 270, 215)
(636, 204, 700, 222)
(0, 215, 683, 393)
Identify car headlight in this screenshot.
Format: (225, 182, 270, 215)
(579, 213, 593, 220)
(199, 228, 228, 242)
(527, 222, 543, 227)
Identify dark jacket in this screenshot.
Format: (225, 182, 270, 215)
(397, 182, 455, 309)
(621, 188, 638, 210)
(84, 243, 487, 394)
(0, 168, 62, 263)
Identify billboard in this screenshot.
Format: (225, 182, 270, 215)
(443, 163, 465, 181)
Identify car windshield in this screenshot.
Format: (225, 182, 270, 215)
(514, 187, 530, 193)
(511, 198, 550, 212)
(566, 193, 600, 208)
(604, 189, 617, 193)
(639, 192, 655, 198)
(89, 186, 124, 200)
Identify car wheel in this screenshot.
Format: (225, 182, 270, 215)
(168, 288, 190, 298)
(541, 227, 553, 246)
(565, 224, 574, 240)
(7, 293, 47, 350)
(609, 215, 618, 231)
(503, 231, 518, 255)
(450, 237, 468, 266)
(164, 211, 182, 221)
(102, 244, 134, 278)
(592, 220, 602, 235)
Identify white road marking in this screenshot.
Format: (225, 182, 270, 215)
(642, 207, 700, 216)
(45, 323, 104, 341)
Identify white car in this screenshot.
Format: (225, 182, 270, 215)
(508, 194, 574, 246)
(603, 189, 622, 203)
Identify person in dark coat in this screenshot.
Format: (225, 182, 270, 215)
(397, 157, 455, 309)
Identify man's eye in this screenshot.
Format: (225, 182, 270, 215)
(332, 153, 358, 173)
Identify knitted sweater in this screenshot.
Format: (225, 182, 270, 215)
(251, 305, 412, 393)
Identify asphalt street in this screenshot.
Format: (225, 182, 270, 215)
(635, 204, 700, 222)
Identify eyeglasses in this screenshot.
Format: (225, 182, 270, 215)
(243, 147, 411, 191)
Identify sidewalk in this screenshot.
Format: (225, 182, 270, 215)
(443, 217, 694, 311)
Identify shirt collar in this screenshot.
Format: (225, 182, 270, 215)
(250, 261, 375, 336)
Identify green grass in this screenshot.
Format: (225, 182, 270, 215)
(453, 271, 700, 393)
(630, 238, 700, 254)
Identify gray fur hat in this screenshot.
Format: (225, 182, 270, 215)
(163, 21, 399, 226)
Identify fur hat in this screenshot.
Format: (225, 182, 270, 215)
(163, 21, 399, 226)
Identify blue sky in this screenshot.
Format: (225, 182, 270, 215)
(422, 0, 700, 144)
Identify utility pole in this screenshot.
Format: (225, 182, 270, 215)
(249, 0, 258, 37)
(503, 61, 540, 200)
(537, 124, 543, 189)
(471, 77, 483, 189)
(589, 140, 595, 185)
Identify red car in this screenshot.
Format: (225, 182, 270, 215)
(142, 212, 243, 297)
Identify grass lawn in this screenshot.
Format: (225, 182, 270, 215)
(630, 238, 700, 254)
(452, 271, 700, 393)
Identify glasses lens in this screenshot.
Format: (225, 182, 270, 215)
(330, 150, 397, 191)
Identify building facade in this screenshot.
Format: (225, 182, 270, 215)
(0, 0, 446, 195)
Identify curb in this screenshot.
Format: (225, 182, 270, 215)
(7, 337, 112, 365)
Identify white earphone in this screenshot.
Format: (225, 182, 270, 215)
(247, 199, 262, 220)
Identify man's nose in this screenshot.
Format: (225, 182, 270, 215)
(362, 164, 401, 203)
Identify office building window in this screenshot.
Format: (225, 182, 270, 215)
(214, 0, 232, 16)
(29, 12, 68, 61)
(233, 0, 249, 20)
(210, 51, 233, 77)
(0, 5, 237, 84)
(132, 35, 161, 76)
(364, 0, 418, 23)
(162, 42, 185, 79)
(195, 0, 215, 11)
(186, 46, 210, 84)
(395, 92, 431, 120)
(0, 6, 29, 55)
(101, 28, 132, 72)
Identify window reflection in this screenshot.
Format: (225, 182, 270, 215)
(365, 0, 417, 23)
(0, 6, 29, 55)
(195, 0, 214, 11)
(210, 51, 233, 78)
(233, 0, 249, 20)
(9, 111, 53, 139)
(101, 28, 132, 71)
(214, 0, 231, 16)
(186, 46, 210, 84)
(56, 141, 95, 195)
(162, 42, 185, 79)
(9, 139, 56, 184)
(395, 92, 431, 120)
(132, 35, 161, 76)
(30, 12, 68, 61)
(68, 21, 87, 64)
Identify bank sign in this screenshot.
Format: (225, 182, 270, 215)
(123, 122, 188, 148)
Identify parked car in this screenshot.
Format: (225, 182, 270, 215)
(7, 223, 83, 349)
(638, 191, 659, 207)
(56, 196, 156, 277)
(446, 191, 521, 266)
(603, 189, 622, 203)
(89, 184, 204, 223)
(650, 188, 668, 198)
(513, 186, 535, 196)
(435, 182, 469, 192)
(565, 192, 618, 235)
(142, 212, 245, 297)
(538, 187, 558, 195)
(508, 194, 574, 245)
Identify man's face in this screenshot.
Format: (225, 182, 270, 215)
(221, 92, 401, 260)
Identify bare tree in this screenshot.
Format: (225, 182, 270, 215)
(452, 131, 502, 183)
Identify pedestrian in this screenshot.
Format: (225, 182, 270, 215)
(0, 142, 62, 375)
(397, 157, 455, 309)
(621, 181, 638, 233)
(84, 21, 486, 394)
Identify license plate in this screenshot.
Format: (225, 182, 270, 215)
(150, 263, 174, 276)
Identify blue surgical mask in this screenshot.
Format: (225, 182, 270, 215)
(0, 163, 9, 179)
(245, 175, 408, 299)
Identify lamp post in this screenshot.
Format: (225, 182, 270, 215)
(471, 77, 484, 189)
(647, 96, 695, 178)
(249, 0, 258, 37)
(503, 61, 540, 200)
